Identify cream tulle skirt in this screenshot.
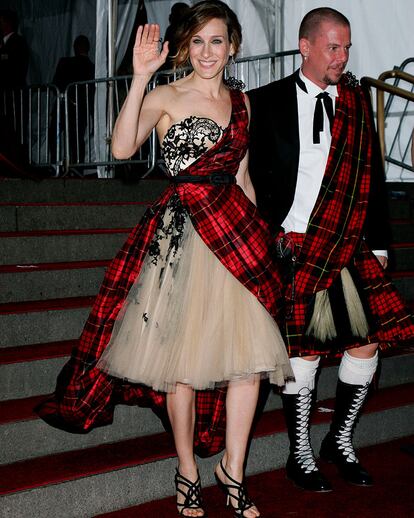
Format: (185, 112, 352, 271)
(97, 205, 292, 392)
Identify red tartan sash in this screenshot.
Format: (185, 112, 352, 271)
(294, 76, 373, 297)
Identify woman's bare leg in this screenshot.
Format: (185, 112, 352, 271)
(217, 375, 261, 518)
(167, 383, 204, 517)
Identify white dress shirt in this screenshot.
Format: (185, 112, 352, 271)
(281, 69, 387, 258)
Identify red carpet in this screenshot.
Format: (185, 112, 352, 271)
(97, 436, 414, 518)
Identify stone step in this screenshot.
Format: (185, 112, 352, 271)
(0, 178, 168, 203)
(387, 182, 414, 199)
(0, 230, 129, 265)
(1, 383, 413, 517)
(0, 178, 407, 210)
(390, 219, 414, 242)
(0, 203, 148, 233)
(2, 178, 408, 205)
(0, 261, 108, 303)
(387, 183, 414, 220)
(0, 399, 166, 466)
(392, 271, 414, 302)
(390, 242, 414, 271)
(0, 298, 91, 347)
(1, 350, 412, 462)
(388, 198, 412, 219)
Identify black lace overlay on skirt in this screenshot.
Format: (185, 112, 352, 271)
(147, 194, 188, 268)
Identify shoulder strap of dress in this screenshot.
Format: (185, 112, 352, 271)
(230, 89, 248, 127)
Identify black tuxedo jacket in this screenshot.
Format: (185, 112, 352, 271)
(247, 72, 390, 250)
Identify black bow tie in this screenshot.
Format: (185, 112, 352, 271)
(313, 92, 334, 144)
(295, 72, 334, 144)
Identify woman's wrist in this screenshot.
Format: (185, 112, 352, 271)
(132, 73, 152, 80)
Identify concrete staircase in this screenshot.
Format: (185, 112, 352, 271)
(0, 178, 413, 517)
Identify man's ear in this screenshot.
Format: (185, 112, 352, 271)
(299, 38, 310, 59)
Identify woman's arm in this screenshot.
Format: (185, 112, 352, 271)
(111, 24, 169, 159)
(236, 152, 256, 205)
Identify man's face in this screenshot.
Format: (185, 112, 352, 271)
(300, 21, 351, 89)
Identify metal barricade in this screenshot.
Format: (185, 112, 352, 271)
(64, 75, 156, 177)
(0, 84, 60, 175)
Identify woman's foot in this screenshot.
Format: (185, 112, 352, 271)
(175, 465, 205, 517)
(214, 457, 260, 517)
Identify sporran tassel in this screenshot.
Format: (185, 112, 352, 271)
(340, 268, 369, 337)
(306, 289, 337, 341)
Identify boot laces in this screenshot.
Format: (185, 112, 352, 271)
(294, 388, 317, 473)
(335, 383, 369, 463)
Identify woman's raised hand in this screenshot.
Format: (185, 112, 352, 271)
(133, 24, 169, 77)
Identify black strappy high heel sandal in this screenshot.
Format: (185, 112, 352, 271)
(175, 468, 206, 517)
(214, 459, 257, 518)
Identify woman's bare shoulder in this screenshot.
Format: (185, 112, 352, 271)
(147, 80, 192, 107)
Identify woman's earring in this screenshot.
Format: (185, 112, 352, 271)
(224, 54, 245, 90)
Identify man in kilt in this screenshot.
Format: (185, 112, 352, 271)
(248, 7, 414, 491)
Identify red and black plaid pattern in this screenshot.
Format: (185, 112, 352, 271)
(281, 78, 414, 355)
(36, 89, 280, 457)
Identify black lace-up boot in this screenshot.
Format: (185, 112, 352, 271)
(282, 387, 332, 492)
(319, 380, 373, 486)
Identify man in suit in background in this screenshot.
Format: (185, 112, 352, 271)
(248, 7, 414, 492)
(51, 35, 95, 166)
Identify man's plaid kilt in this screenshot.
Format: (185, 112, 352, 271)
(36, 89, 283, 456)
(282, 233, 414, 358)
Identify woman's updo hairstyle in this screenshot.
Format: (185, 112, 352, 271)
(172, 0, 242, 69)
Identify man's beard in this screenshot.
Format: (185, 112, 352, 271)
(323, 74, 342, 85)
(323, 67, 345, 85)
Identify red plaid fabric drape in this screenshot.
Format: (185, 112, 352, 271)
(36, 89, 282, 456)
